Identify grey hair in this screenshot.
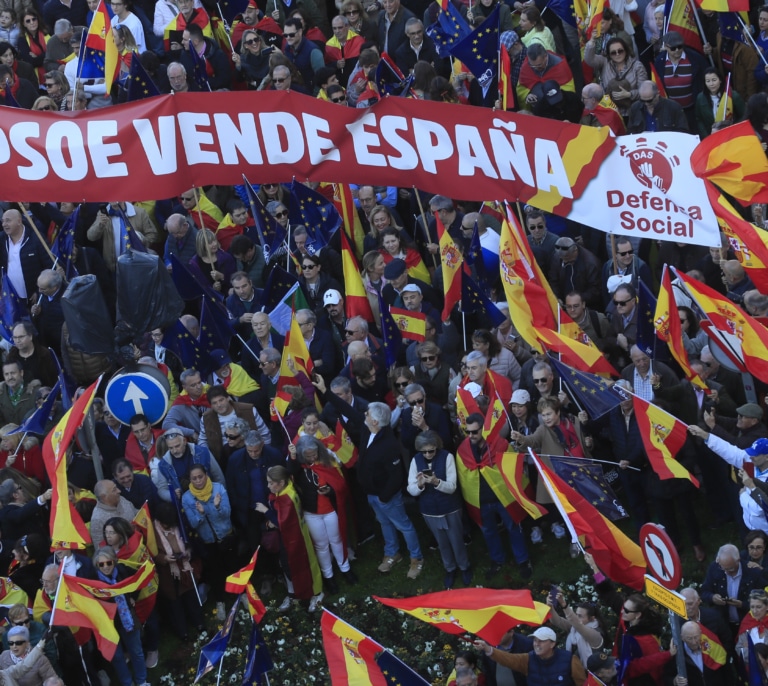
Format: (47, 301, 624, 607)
(532, 361, 553, 376)
(367, 401, 391, 427)
(415, 430, 442, 452)
(180, 368, 201, 384)
(405, 17, 423, 30)
(403, 383, 425, 397)
(330, 376, 351, 393)
(293, 225, 308, 237)
(347, 316, 369, 335)
(296, 309, 317, 324)
(54, 18, 73, 35)
(266, 200, 284, 215)
(167, 61, 186, 76)
(227, 418, 250, 436)
(716, 543, 739, 562)
(429, 195, 454, 211)
(92, 545, 118, 566)
(260, 347, 282, 365)
(244, 430, 264, 447)
(466, 350, 487, 367)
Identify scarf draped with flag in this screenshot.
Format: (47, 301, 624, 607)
(97, 566, 134, 632)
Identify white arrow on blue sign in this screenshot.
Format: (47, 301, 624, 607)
(105, 371, 169, 426)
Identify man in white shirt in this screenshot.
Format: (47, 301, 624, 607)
(111, 0, 146, 52)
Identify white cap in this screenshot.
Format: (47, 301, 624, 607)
(401, 284, 422, 294)
(531, 627, 557, 642)
(511, 389, 530, 405)
(607, 274, 632, 295)
(323, 289, 342, 306)
(463, 382, 483, 398)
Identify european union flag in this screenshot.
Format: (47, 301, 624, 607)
(378, 294, 402, 368)
(449, 4, 499, 96)
(113, 206, 147, 255)
(242, 622, 274, 685)
(188, 43, 211, 92)
(241, 176, 287, 261)
(718, 11, 748, 44)
(199, 298, 235, 353)
(288, 179, 341, 251)
(162, 319, 214, 375)
(461, 271, 506, 327)
(58, 369, 73, 411)
(0, 270, 28, 343)
(465, 220, 488, 291)
(126, 55, 160, 101)
(547, 0, 578, 27)
(635, 279, 668, 361)
(617, 633, 642, 686)
(426, 0, 471, 56)
(218, 0, 249, 24)
(549, 356, 624, 419)
(375, 650, 431, 685)
(549, 457, 627, 521)
(52, 207, 79, 280)
(261, 265, 299, 313)
(169, 254, 222, 303)
(194, 601, 238, 683)
(9, 381, 60, 437)
(375, 54, 413, 97)
(2, 79, 20, 107)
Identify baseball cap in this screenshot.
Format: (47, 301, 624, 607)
(542, 79, 563, 105)
(737, 403, 763, 420)
(401, 284, 422, 294)
(384, 259, 407, 280)
(511, 389, 530, 405)
(463, 382, 483, 398)
(746, 437, 768, 457)
(586, 652, 613, 673)
(209, 349, 231, 368)
(323, 289, 342, 306)
(531, 627, 556, 642)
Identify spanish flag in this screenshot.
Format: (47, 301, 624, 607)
(330, 420, 358, 467)
(73, 561, 156, 599)
(277, 308, 314, 392)
(53, 574, 120, 660)
(675, 268, 768, 383)
(132, 502, 158, 557)
(374, 589, 550, 644)
(535, 328, 617, 377)
(649, 63, 667, 98)
(654, 267, 708, 392)
(664, 0, 703, 51)
(498, 44, 514, 111)
(586, 0, 607, 38)
(321, 609, 387, 685)
(244, 582, 266, 623)
(437, 213, 463, 322)
(483, 393, 507, 442)
(389, 306, 427, 341)
(340, 227, 374, 322)
(690, 120, 768, 204)
(530, 449, 646, 590)
(455, 386, 482, 431)
(335, 183, 365, 259)
(49, 377, 99, 466)
(82, 0, 119, 91)
(700, 624, 727, 670)
(185, 187, 224, 232)
(163, 7, 213, 52)
(225, 549, 258, 594)
(695, 0, 748, 13)
(631, 394, 698, 486)
(497, 452, 548, 519)
(705, 183, 768, 293)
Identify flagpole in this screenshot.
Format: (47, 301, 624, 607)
(48, 558, 67, 628)
(215, 2, 236, 54)
(413, 187, 438, 270)
(543, 454, 641, 471)
(188, 568, 203, 606)
(19, 205, 57, 263)
(237, 334, 262, 362)
(720, 73, 730, 122)
(738, 15, 768, 66)
(686, 0, 715, 67)
(215, 647, 225, 686)
(242, 175, 267, 250)
(528, 449, 581, 543)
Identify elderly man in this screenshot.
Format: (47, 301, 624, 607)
(325, 15, 364, 84)
(167, 62, 191, 93)
(43, 19, 75, 72)
(296, 309, 339, 381)
(700, 345, 746, 407)
(548, 236, 601, 308)
(458, 351, 513, 406)
(342, 315, 384, 366)
(605, 283, 639, 370)
(700, 543, 764, 635)
(1, 209, 53, 302)
(681, 587, 732, 648)
(519, 43, 575, 110)
(394, 18, 441, 75)
(152, 429, 225, 502)
(580, 83, 625, 135)
(663, 621, 729, 686)
(476, 627, 586, 684)
(91, 480, 138, 548)
(399, 383, 452, 454)
(627, 80, 689, 134)
(164, 213, 198, 265)
(401, 284, 441, 327)
(705, 402, 768, 450)
(377, 0, 415, 56)
(654, 31, 706, 131)
(620, 345, 679, 402)
(428, 194, 463, 244)
(30, 269, 65, 355)
(162, 369, 210, 441)
(525, 210, 559, 271)
(744, 289, 768, 318)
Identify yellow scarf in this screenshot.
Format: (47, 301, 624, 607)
(189, 477, 213, 502)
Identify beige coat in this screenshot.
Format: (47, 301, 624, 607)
(86, 203, 159, 271)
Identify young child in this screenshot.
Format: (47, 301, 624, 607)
(0, 10, 19, 49)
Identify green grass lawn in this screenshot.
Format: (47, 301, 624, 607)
(154, 497, 740, 685)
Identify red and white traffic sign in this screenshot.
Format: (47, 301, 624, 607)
(639, 523, 682, 590)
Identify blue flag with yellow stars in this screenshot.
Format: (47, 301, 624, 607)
(169, 253, 222, 303)
(375, 53, 413, 97)
(288, 179, 341, 251)
(188, 43, 211, 92)
(549, 356, 624, 420)
(240, 177, 287, 262)
(718, 11, 749, 44)
(448, 4, 499, 97)
(199, 297, 235, 353)
(9, 380, 61, 437)
(194, 601, 238, 683)
(52, 207, 79, 280)
(546, 0, 578, 27)
(461, 271, 506, 327)
(426, 0, 471, 56)
(549, 456, 628, 521)
(242, 621, 274, 685)
(261, 265, 299, 313)
(126, 55, 160, 101)
(162, 318, 215, 375)
(378, 295, 402, 368)
(375, 649, 431, 685)
(0, 270, 28, 343)
(634, 279, 668, 361)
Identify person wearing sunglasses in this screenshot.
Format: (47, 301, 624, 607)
(601, 237, 651, 307)
(457, 351, 513, 409)
(456, 412, 531, 579)
(232, 28, 272, 89)
(548, 236, 602, 310)
(584, 34, 645, 118)
(605, 283, 638, 370)
(0, 624, 56, 685)
(92, 547, 149, 686)
(399, 383, 452, 455)
(413, 341, 452, 407)
(325, 15, 364, 84)
(407, 430, 469, 588)
(627, 79, 689, 134)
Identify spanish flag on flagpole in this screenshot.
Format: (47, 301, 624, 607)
(498, 44, 514, 110)
(277, 306, 314, 391)
(132, 502, 158, 556)
(654, 266, 709, 392)
(321, 609, 388, 685)
(630, 393, 698, 486)
(649, 63, 667, 98)
(529, 449, 646, 590)
(73, 561, 156, 598)
(455, 386, 482, 431)
(535, 327, 617, 377)
(374, 589, 550, 644)
(389, 306, 427, 341)
(497, 452, 548, 519)
(81, 0, 119, 91)
(335, 184, 365, 259)
(437, 213, 463, 322)
(225, 549, 259, 594)
(340, 228, 375, 322)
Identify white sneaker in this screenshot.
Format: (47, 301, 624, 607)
(551, 522, 566, 539)
(308, 592, 324, 613)
(531, 526, 543, 544)
(278, 596, 293, 612)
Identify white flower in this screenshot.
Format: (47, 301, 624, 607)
(337, 597, 346, 605)
(277, 639, 285, 646)
(263, 624, 276, 633)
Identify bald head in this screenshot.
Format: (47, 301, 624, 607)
(347, 340, 370, 360)
(167, 213, 190, 239)
(1, 209, 23, 239)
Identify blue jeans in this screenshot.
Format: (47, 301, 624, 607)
(112, 624, 147, 686)
(479, 501, 528, 565)
(367, 492, 422, 559)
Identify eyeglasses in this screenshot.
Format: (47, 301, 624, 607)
(344, 329, 358, 335)
(44, 82, 56, 87)
(263, 183, 277, 188)
(344, 9, 359, 14)
(273, 77, 287, 83)
(466, 429, 481, 435)
(331, 96, 345, 103)
(420, 355, 436, 362)
(302, 263, 317, 270)
(12, 619, 29, 626)
(748, 544, 766, 549)
(408, 398, 425, 406)
(180, 195, 195, 202)
(528, 223, 545, 229)
(667, 44, 683, 51)
(244, 38, 259, 45)
(283, 32, 297, 37)
(422, 448, 436, 454)
(564, 303, 581, 310)
(274, 210, 288, 218)
(617, 249, 633, 256)
(641, 97, 657, 104)
(395, 381, 409, 387)
(622, 606, 638, 614)
(554, 245, 571, 251)
(225, 433, 241, 440)
(7, 641, 26, 646)
(24, 17, 37, 22)
(609, 49, 625, 55)
(533, 378, 548, 385)
(614, 298, 632, 306)
(97, 561, 114, 568)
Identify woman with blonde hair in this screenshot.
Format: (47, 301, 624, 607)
(187, 228, 236, 293)
(339, 0, 376, 41)
(363, 205, 403, 253)
(361, 250, 386, 327)
(30, 95, 57, 110)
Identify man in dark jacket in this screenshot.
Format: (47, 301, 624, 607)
(482, 628, 533, 686)
(627, 80, 689, 134)
(180, 24, 232, 90)
(377, 0, 415, 56)
(654, 31, 707, 132)
(0, 209, 53, 303)
(400, 383, 452, 454)
(283, 17, 323, 90)
(112, 459, 159, 513)
(548, 237, 602, 309)
(662, 621, 729, 686)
